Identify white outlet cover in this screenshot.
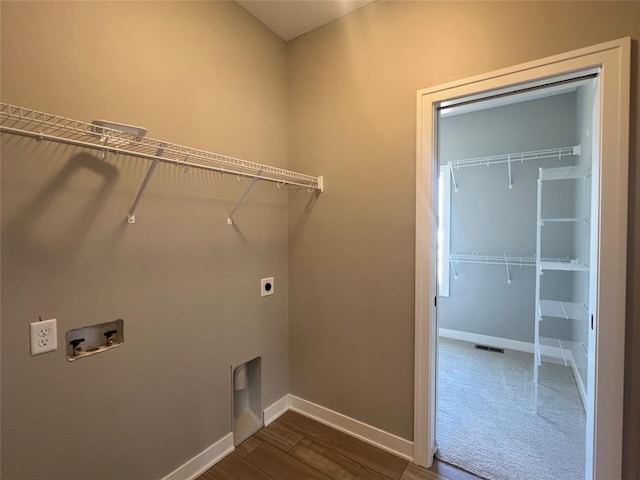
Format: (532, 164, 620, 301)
(30, 318, 57, 355)
(261, 277, 274, 297)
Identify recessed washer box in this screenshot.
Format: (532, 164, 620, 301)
(65, 319, 124, 361)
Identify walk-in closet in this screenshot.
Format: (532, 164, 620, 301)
(436, 81, 597, 480)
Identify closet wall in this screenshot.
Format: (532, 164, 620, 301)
(1, 2, 290, 479)
(438, 93, 578, 343)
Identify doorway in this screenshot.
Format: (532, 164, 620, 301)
(435, 81, 595, 480)
(414, 38, 630, 480)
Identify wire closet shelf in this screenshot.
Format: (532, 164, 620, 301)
(448, 253, 582, 267)
(447, 145, 580, 169)
(448, 253, 587, 284)
(0, 103, 323, 191)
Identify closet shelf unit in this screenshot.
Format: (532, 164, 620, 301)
(449, 253, 583, 266)
(0, 103, 324, 223)
(447, 144, 580, 190)
(539, 300, 589, 322)
(540, 217, 590, 223)
(539, 260, 589, 272)
(448, 253, 583, 283)
(534, 163, 591, 400)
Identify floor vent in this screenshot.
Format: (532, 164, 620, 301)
(474, 344, 505, 354)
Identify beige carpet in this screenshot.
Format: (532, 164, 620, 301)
(436, 337, 585, 480)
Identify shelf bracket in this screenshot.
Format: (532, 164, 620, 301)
(127, 144, 166, 224)
(227, 172, 261, 225)
(507, 154, 513, 189)
(450, 259, 458, 279)
(505, 258, 512, 284)
(557, 339, 568, 366)
(450, 164, 458, 192)
(560, 302, 569, 319)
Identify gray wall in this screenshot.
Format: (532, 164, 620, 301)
(286, 4, 640, 478)
(438, 93, 578, 343)
(1, 2, 290, 479)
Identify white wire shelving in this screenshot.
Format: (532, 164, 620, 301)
(447, 145, 580, 190)
(539, 300, 589, 322)
(533, 163, 592, 408)
(538, 336, 570, 367)
(447, 253, 580, 284)
(0, 103, 324, 224)
(539, 164, 591, 181)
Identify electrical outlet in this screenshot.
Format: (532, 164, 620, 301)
(30, 318, 57, 355)
(261, 277, 274, 297)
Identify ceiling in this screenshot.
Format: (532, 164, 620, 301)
(236, 1, 375, 41)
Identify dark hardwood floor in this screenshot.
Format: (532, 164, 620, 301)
(197, 411, 482, 480)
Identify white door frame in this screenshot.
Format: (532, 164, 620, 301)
(415, 38, 630, 479)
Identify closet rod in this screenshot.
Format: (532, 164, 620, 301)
(0, 103, 324, 191)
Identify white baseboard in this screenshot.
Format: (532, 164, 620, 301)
(567, 343, 588, 411)
(439, 328, 571, 364)
(288, 395, 414, 462)
(264, 394, 290, 426)
(161, 432, 234, 480)
(439, 328, 535, 354)
(162, 394, 415, 479)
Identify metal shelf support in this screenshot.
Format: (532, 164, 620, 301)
(128, 144, 165, 224)
(227, 174, 261, 225)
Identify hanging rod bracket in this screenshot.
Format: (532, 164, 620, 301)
(127, 144, 166, 224)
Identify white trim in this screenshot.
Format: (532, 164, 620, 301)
(263, 394, 290, 426)
(161, 394, 292, 480)
(416, 37, 630, 479)
(415, 77, 439, 468)
(161, 433, 234, 480)
(568, 342, 589, 411)
(161, 394, 418, 479)
(289, 395, 414, 461)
